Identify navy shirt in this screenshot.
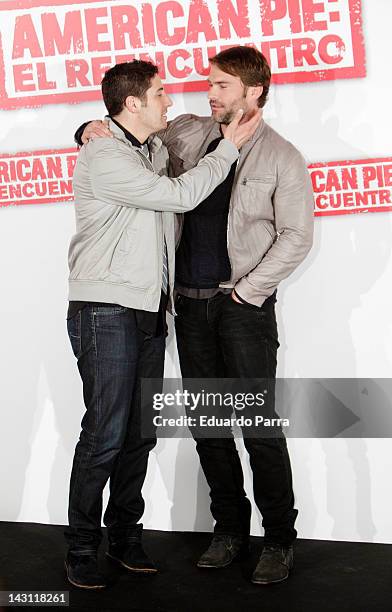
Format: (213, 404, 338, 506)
(175, 136, 236, 290)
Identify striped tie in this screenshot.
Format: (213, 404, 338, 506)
(162, 240, 169, 294)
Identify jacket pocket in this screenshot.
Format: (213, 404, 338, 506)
(110, 227, 137, 278)
(109, 223, 159, 290)
(241, 174, 275, 192)
(238, 174, 275, 221)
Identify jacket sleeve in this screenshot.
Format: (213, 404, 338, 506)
(234, 150, 314, 307)
(85, 137, 238, 213)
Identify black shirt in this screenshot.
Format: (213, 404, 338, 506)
(175, 136, 236, 289)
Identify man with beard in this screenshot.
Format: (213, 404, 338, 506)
(76, 46, 314, 585)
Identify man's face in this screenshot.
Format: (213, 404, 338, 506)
(207, 64, 259, 124)
(138, 74, 173, 134)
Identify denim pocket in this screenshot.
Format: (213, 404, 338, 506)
(92, 305, 128, 316)
(67, 311, 82, 358)
(93, 305, 129, 330)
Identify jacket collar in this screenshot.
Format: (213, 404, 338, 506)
(107, 117, 164, 153)
(110, 116, 145, 147)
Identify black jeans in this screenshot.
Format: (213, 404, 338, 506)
(175, 291, 297, 546)
(65, 304, 165, 553)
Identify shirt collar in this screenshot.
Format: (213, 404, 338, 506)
(109, 116, 147, 148)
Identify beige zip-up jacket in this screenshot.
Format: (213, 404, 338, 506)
(68, 119, 238, 312)
(160, 114, 314, 307)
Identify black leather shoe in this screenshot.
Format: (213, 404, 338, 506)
(197, 535, 248, 569)
(251, 545, 293, 585)
(107, 540, 157, 574)
(65, 552, 106, 589)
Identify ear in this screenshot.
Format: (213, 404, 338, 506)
(249, 85, 263, 103)
(124, 95, 142, 114)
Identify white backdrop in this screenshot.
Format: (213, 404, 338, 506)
(0, 0, 391, 544)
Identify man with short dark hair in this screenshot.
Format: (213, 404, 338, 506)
(66, 58, 259, 589)
(78, 45, 314, 585)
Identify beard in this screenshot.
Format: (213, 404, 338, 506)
(214, 110, 236, 125)
(211, 98, 248, 125)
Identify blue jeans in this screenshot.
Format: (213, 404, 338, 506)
(65, 304, 165, 553)
(175, 291, 297, 546)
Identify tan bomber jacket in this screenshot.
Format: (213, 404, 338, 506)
(160, 114, 314, 307)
